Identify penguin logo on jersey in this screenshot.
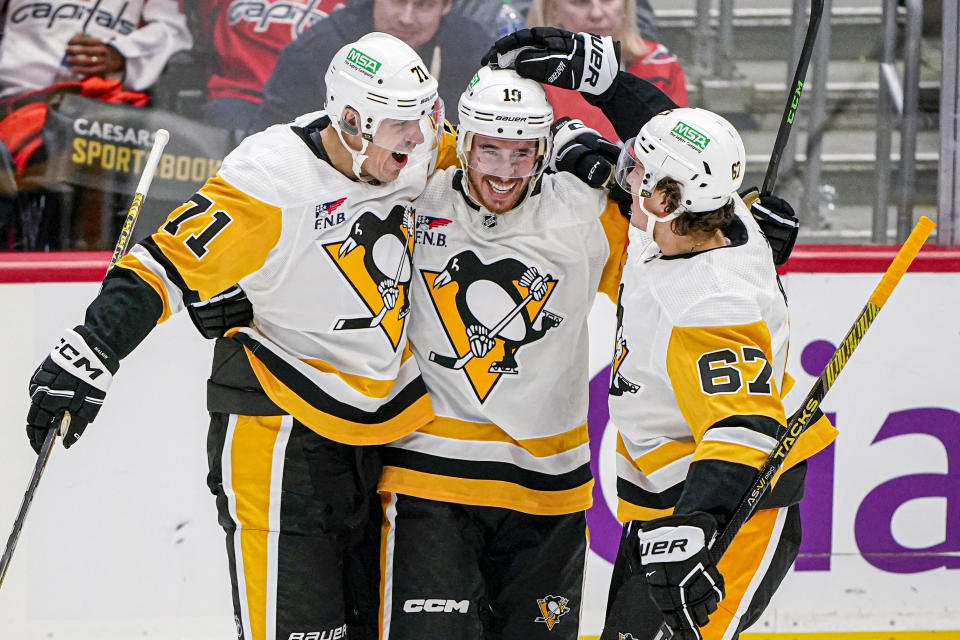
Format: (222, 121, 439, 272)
(610, 286, 640, 396)
(421, 250, 563, 402)
(618, 634, 638, 640)
(323, 204, 415, 350)
(534, 595, 570, 630)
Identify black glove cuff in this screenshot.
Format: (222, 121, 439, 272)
(73, 325, 120, 374)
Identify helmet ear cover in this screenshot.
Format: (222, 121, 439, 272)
(338, 108, 361, 137)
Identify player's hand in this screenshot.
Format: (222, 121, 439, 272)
(187, 285, 254, 339)
(550, 117, 619, 189)
(742, 188, 799, 267)
(65, 33, 126, 77)
(378, 280, 399, 310)
(519, 266, 547, 301)
(466, 324, 495, 358)
(481, 27, 620, 96)
(638, 512, 725, 640)
(26, 327, 119, 453)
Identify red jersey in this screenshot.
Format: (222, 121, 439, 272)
(544, 40, 688, 143)
(201, 0, 345, 103)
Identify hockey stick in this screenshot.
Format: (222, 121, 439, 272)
(429, 275, 553, 370)
(334, 238, 410, 331)
(650, 216, 935, 640)
(761, 0, 824, 196)
(0, 129, 170, 590)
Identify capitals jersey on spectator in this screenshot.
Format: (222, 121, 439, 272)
(199, 0, 344, 104)
(0, 0, 192, 98)
(85, 112, 458, 445)
(609, 202, 837, 523)
(379, 170, 628, 515)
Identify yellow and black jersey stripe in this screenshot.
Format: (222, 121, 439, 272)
(227, 328, 432, 446)
(379, 418, 594, 516)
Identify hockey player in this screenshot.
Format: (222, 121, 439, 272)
(374, 65, 629, 640)
(483, 27, 837, 640)
(24, 32, 452, 640)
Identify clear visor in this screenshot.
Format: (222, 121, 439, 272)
(367, 98, 444, 164)
(613, 137, 651, 197)
(465, 134, 546, 179)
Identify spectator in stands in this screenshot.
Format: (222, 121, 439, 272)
(525, 0, 686, 141)
(198, 0, 346, 130)
(0, 0, 192, 101)
(251, 0, 489, 130)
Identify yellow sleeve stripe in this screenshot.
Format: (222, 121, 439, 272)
(597, 200, 629, 302)
(151, 175, 282, 301)
(618, 436, 696, 477)
(418, 417, 588, 458)
(617, 500, 673, 523)
(115, 253, 173, 324)
(380, 467, 593, 516)
(692, 440, 771, 469)
(775, 412, 838, 483)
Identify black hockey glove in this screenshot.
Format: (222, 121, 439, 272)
(550, 117, 620, 188)
(742, 188, 800, 267)
(638, 512, 725, 640)
(481, 27, 621, 96)
(26, 326, 119, 453)
(187, 285, 254, 339)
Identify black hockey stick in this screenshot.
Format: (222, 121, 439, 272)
(761, 0, 824, 196)
(429, 275, 553, 370)
(650, 217, 935, 640)
(0, 130, 170, 590)
(334, 235, 411, 331)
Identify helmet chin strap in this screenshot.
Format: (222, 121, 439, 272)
(637, 197, 682, 238)
(333, 123, 374, 182)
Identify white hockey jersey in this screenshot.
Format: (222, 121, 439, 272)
(115, 112, 458, 444)
(379, 169, 628, 516)
(0, 0, 192, 98)
(609, 202, 837, 522)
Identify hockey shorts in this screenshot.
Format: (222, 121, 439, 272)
(379, 493, 588, 640)
(207, 413, 383, 640)
(601, 505, 802, 640)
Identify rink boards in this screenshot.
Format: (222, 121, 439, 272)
(0, 249, 958, 639)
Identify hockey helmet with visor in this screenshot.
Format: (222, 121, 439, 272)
(325, 32, 444, 180)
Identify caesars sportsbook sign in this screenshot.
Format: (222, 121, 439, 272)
(41, 94, 234, 202)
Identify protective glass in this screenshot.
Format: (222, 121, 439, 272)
(464, 134, 546, 179)
(368, 98, 444, 165)
(613, 137, 648, 197)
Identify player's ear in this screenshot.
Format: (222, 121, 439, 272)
(440, 0, 452, 16)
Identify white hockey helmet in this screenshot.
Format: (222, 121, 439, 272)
(614, 108, 746, 214)
(325, 32, 444, 180)
(456, 66, 554, 183)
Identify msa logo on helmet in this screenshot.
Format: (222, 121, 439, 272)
(345, 47, 382, 76)
(670, 121, 711, 151)
(403, 599, 470, 613)
(469, 72, 481, 88)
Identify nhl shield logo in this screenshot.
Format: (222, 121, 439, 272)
(534, 595, 570, 630)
